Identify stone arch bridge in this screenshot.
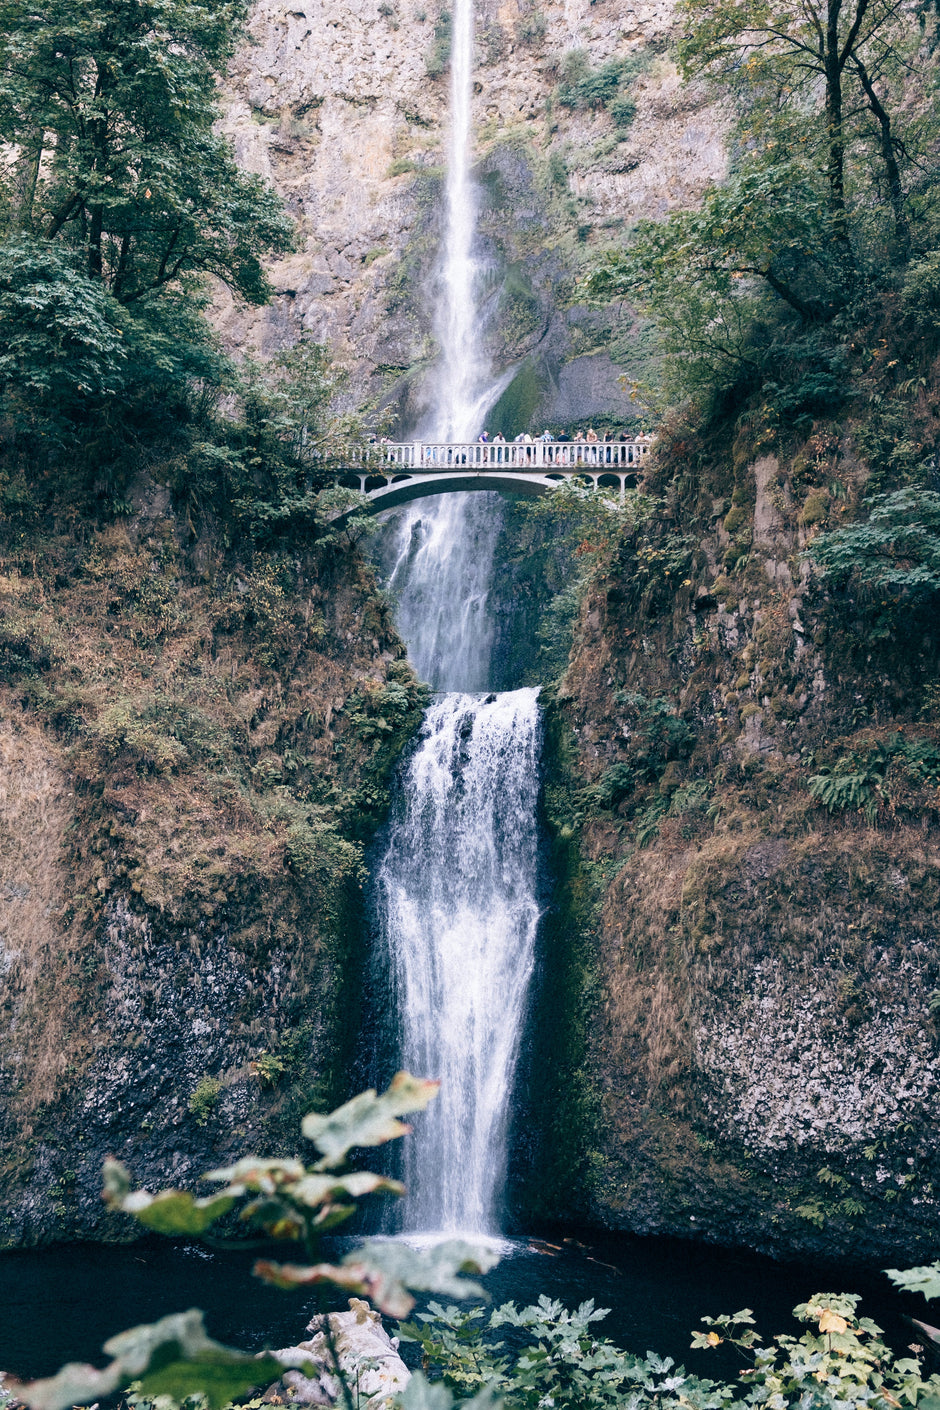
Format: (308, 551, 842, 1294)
(328, 439, 652, 521)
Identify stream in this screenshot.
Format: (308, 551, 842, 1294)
(0, 1232, 917, 1381)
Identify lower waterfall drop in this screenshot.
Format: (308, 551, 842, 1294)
(374, 689, 542, 1235)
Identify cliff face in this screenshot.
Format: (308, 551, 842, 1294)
(0, 491, 424, 1246)
(530, 422, 940, 1264)
(214, 0, 725, 430)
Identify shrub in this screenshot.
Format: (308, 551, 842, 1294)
(556, 50, 647, 130)
(807, 733, 940, 823)
(187, 1075, 221, 1126)
(426, 10, 452, 76)
(518, 6, 547, 44)
(401, 1288, 940, 1410)
(807, 490, 940, 597)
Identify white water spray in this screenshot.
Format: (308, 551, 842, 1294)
(375, 691, 541, 1234)
(373, 0, 541, 1237)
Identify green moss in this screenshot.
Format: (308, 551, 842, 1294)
(188, 1075, 221, 1125)
(487, 361, 546, 438)
(514, 697, 604, 1222)
(800, 489, 830, 525)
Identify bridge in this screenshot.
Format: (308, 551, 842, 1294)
(329, 438, 653, 519)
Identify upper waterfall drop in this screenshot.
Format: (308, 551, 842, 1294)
(378, 0, 507, 694)
(432, 0, 488, 443)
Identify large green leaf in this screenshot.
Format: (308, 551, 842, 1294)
(886, 1263, 940, 1301)
(103, 1159, 236, 1234)
(255, 1238, 499, 1318)
(202, 1156, 307, 1190)
(10, 1310, 307, 1410)
(301, 1071, 440, 1167)
(136, 1350, 286, 1408)
(291, 1170, 405, 1206)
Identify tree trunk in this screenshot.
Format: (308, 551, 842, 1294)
(87, 64, 108, 281)
(824, 0, 852, 253)
(853, 56, 910, 260)
(15, 137, 43, 231)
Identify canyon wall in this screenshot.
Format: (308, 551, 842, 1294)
(522, 425, 940, 1264)
(214, 0, 725, 431)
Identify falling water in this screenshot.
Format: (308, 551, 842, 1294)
(375, 692, 541, 1233)
(432, 0, 489, 441)
(379, 0, 508, 682)
(372, 0, 542, 1236)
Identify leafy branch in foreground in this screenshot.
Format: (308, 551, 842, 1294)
(6, 1073, 499, 1410)
(403, 1285, 940, 1410)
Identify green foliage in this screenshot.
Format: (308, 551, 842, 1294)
(0, 0, 298, 513)
(508, 485, 658, 681)
(902, 253, 940, 335)
(187, 1076, 222, 1127)
(0, 0, 293, 305)
(588, 699, 692, 810)
(7, 1077, 498, 1410)
(517, 6, 547, 45)
(174, 339, 383, 548)
(100, 1073, 497, 1325)
(807, 732, 940, 822)
(886, 1262, 940, 1300)
(807, 491, 940, 599)
(17, 1076, 940, 1410)
(556, 50, 644, 130)
(426, 10, 452, 77)
(0, 238, 127, 403)
(8, 1311, 291, 1410)
(585, 0, 939, 416)
(519, 481, 657, 558)
(405, 1288, 940, 1410)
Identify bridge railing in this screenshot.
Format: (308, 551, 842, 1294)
(334, 440, 653, 472)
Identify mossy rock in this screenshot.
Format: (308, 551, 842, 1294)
(799, 489, 830, 526)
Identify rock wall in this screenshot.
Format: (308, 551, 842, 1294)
(214, 0, 726, 431)
(526, 429, 940, 1264)
(0, 499, 425, 1246)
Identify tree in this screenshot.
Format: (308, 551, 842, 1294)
(585, 0, 939, 413)
(677, 0, 930, 265)
(0, 0, 293, 306)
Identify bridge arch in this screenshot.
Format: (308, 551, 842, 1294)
(325, 439, 653, 525)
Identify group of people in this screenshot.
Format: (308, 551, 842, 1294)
(466, 426, 653, 467)
(477, 428, 652, 445)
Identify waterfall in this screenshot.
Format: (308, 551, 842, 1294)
(383, 493, 500, 693)
(374, 691, 541, 1233)
(433, 0, 488, 442)
(371, 0, 541, 1236)
(378, 0, 506, 684)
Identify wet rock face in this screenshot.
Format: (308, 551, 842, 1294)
(214, 0, 726, 426)
(534, 439, 940, 1265)
(0, 512, 426, 1247)
(0, 797, 346, 1247)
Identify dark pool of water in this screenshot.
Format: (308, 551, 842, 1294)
(0, 1228, 920, 1384)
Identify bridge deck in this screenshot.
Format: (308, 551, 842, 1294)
(337, 439, 652, 472)
(326, 439, 653, 522)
